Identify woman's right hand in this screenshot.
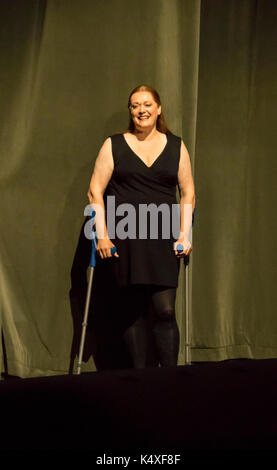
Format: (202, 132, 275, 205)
(97, 237, 119, 259)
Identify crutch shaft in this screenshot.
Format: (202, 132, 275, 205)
(76, 266, 94, 375)
(185, 263, 191, 365)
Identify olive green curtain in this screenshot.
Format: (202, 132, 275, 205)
(0, 0, 276, 378)
(192, 0, 277, 360)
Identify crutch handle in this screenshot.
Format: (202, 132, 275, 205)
(89, 208, 117, 266)
(90, 243, 117, 266)
(177, 243, 184, 253)
(178, 207, 195, 266)
(176, 243, 190, 267)
(110, 246, 117, 256)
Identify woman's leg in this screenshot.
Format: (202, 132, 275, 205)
(150, 286, 180, 367)
(120, 285, 149, 369)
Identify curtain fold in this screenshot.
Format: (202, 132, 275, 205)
(0, 0, 276, 377)
(192, 0, 277, 360)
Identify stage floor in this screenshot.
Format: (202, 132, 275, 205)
(0, 359, 277, 452)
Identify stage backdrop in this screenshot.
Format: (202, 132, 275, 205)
(0, 0, 276, 377)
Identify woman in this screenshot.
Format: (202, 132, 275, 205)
(88, 85, 195, 368)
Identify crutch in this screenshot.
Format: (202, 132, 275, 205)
(176, 206, 196, 366)
(76, 211, 116, 375)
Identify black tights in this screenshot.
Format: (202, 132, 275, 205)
(119, 285, 179, 368)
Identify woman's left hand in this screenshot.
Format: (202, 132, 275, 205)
(174, 239, 192, 257)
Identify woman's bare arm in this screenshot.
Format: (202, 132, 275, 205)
(88, 137, 113, 202)
(88, 138, 119, 258)
(176, 140, 195, 255)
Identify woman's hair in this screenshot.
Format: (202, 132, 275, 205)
(125, 85, 172, 134)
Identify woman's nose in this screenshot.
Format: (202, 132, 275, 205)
(138, 104, 147, 112)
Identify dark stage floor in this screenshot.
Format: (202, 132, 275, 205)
(0, 359, 277, 452)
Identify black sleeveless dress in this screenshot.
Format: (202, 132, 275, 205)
(101, 132, 182, 288)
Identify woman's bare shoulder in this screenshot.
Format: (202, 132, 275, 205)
(94, 137, 113, 168)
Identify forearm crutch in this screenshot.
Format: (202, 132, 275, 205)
(177, 206, 195, 366)
(76, 211, 116, 375)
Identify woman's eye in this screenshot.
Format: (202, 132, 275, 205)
(130, 103, 152, 109)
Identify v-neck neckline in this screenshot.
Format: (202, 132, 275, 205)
(121, 133, 169, 169)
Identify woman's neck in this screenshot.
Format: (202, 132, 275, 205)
(132, 126, 159, 142)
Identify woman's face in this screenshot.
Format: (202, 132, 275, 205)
(129, 91, 161, 131)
